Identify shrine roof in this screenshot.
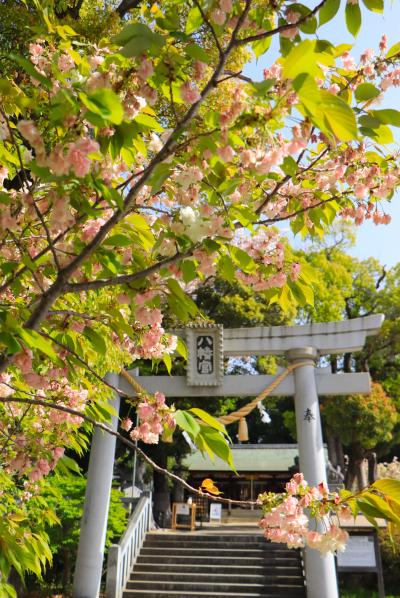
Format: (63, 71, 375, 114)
(183, 444, 328, 472)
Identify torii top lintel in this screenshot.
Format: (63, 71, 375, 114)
(173, 314, 384, 357)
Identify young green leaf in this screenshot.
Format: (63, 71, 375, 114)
(355, 83, 381, 102)
(190, 408, 228, 436)
(345, 2, 362, 36)
(80, 89, 124, 125)
(319, 0, 341, 25)
(175, 410, 201, 439)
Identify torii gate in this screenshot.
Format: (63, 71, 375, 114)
(73, 314, 384, 598)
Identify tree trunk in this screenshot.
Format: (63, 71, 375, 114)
(343, 352, 352, 373)
(153, 453, 171, 527)
(326, 431, 338, 467)
(62, 547, 72, 589)
(345, 442, 366, 491)
(335, 436, 345, 473)
(367, 451, 378, 484)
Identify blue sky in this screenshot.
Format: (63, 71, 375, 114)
(245, 2, 400, 267)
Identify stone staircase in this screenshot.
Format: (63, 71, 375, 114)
(123, 529, 306, 597)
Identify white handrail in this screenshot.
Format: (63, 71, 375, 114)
(106, 493, 153, 598)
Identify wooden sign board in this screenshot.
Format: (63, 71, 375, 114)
(172, 502, 196, 531)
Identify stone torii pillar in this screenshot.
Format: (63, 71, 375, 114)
(74, 315, 384, 598)
(73, 373, 121, 598)
(288, 347, 337, 598)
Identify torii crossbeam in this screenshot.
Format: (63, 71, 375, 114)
(74, 314, 384, 598)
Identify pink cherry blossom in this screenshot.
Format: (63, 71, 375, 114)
(180, 81, 201, 104)
(217, 145, 236, 162)
(137, 58, 154, 81)
(220, 0, 232, 11)
(121, 418, 133, 432)
(211, 9, 226, 25)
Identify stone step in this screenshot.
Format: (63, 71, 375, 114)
(130, 572, 304, 584)
(140, 545, 282, 558)
(136, 555, 300, 566)
(123, 592, 305, 598)
(125, 580, 306, 594)
(146, 528, 271, 545)
(142, 540, 279, 549)
(133, 564, 303, 575)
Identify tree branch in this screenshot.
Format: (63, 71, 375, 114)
(233, 0, 329, 46)
(62, 248, 195, 293)
(37, 330, 132, 398)
(0, 395, 256, 506)
(115, 0, 141, 17)
(193, 0, 223, 56)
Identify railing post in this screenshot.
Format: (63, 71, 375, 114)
(105, 494, 152, 598)
(106, 545, 121, 598)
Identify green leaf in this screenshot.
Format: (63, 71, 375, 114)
(175, 410, 200, 439)
(181, 259, 198, 283)
(361, 0, 383, 12)
(185, 6, 203, 34)
(281, 156, 298, 176)
(345, 2, 362, 37)
(320, 91, 358, 140)
(229, 247, 256, 273)
(112, 23, 165, 56)
(11, 54, 52, 89)
(190, 408, 228, 436)
(373, 479, 400, 501)
(163, 352, 172, 373)
(199, 425, 236, 472)
(185, 43, 212, 64)
(356, 499, 381, 524)
(176, 336, 188, 360)
(252, 35, 272, 59)
(147, 162, 172, 192)
(80, 89, 124, 125)
(218, 254, 236, 282)
(386, 41, 400, 59)
(248, 79, 276, 96)
(283, 40, 320, 79)
(83, 326, 107, 355)
(360, 123, 394, 144)
(355, 83, 381, 102)
(166, 279, 199, 321)
(360, 492, 400, 525)
(0, 332, 22, 354)
(319, 0, 341, 25)
(104, 234, 132, 247)
(134, 113, 163, 132)
(18, 329, 61, 364)
(370, 109, 400, 127)
(56, 455, 82, 476)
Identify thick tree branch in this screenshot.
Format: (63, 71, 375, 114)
(115, 0, 141, 17)
(62, 248, 195, 293)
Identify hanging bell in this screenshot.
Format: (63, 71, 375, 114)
(238, 417, 249, 442)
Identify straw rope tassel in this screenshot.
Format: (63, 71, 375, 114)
(120, 361, 310, 427)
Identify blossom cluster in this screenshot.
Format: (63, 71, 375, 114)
(258, 473, 350, 554)
(121, 391, 176, 444)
